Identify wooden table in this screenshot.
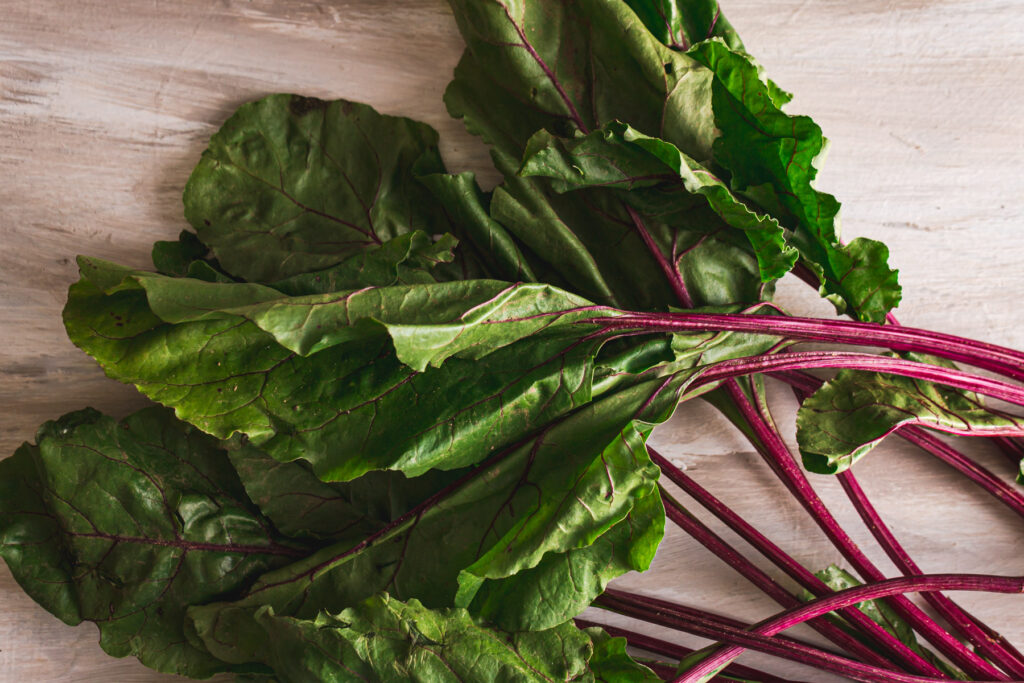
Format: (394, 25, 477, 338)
(2, 1, 1022, 680)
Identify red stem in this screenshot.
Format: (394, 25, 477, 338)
(604, 311, 1024, 382)
(721, 381, 1007, 680)
(838, 470, 1024, 678)
(596, 590, 983, 683)
(672, 573, 1024, 682)
(574, 618, 806, 683)
(658, 487, 933, 672)
(686, 351, 1024, 409)
(656, 472, 939, 674)
(771, 369, 1024, 520)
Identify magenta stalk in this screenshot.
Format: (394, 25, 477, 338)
(654, 462, 941, 674)
(596, 590, 980, 683)
(777, 367, 1024, 672)
(685, 351, 1024, 409)
(657, 487, 936, 674)
(778, 366, 1024, 673)
(838, 470, 1024, 678)
(720, 381, 1006, 680)
(604, 311, 1024, 382)
(574, 618, 806, 683)
(672, 573, 1024, 683)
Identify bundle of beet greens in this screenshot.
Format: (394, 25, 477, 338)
(5, 0, 1024, 681)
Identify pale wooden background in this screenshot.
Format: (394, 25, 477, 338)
(1, 1, 1022, 680)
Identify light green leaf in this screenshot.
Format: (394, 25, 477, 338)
(797, 355, 1024, 474)
(193, 595, 621, 682)
(586, 627, 665, 682)
(689, 39, 900, 322)
(63, 263, 615, 481)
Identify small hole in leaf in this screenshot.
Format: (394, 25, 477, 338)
(664, 63, 673, 74)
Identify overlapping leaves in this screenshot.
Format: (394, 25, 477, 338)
(2, 396, 668, 676)
(192, 594, 659, 682)
(64, 258, 617, 482)
(3, 0, 915, 679)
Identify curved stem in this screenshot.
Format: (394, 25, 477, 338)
(604, 311, 1024, 381)
(574, 618, 806, 683)
(652, 449, 941, 674)
(596, 590, 982, 683)
(673, 574, 1024, 682)
(720, 381, 1007, 680)
(687, 351, 1024, 408)
(658, 486, 934, 673)
(838, 470, 1024, 678)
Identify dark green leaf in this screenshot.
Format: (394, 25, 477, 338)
(520, 122, 798, 280)
(445, 0, 776, 312)
(269, 231, 459, 296)
(0, 407, 301, 677)
(188, 376, 676, 636)
(417, 171, 541, 283)
(623, 0, 743, 52)
(226, 443, 464, 541)
(183, 94, 459, 282)
(151, 230, 208, 276)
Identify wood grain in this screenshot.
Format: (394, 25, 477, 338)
(1, 1, 1021, 680)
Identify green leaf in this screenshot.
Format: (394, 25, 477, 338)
(226, 443, 464, 542)
(151, 229, 208, 276)
(689, 39, 901, 322)
(520, 122, 799, 281)
(445, 0, 777, 312)
(270, 231, 459, 296)
(586, 627, 665, 682)
(151, 229, 234, 283)
(623, 0, 744, 52)
(417, 171, 541, 283)
(183, 94, 461, 282)
(64, 254, 780, 484)
(797, 355, 1024, 474)
(0, 407, 302, 677)
(193, 595, 631, 682)
(63, 263, 613, 481)
(467, 483, 664, 631)
(811, 566, 964, 679)
(188, 376, 676, 636)
(71, 257, 602, 367)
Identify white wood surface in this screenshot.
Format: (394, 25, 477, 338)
(1, 1, 1022, 680)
